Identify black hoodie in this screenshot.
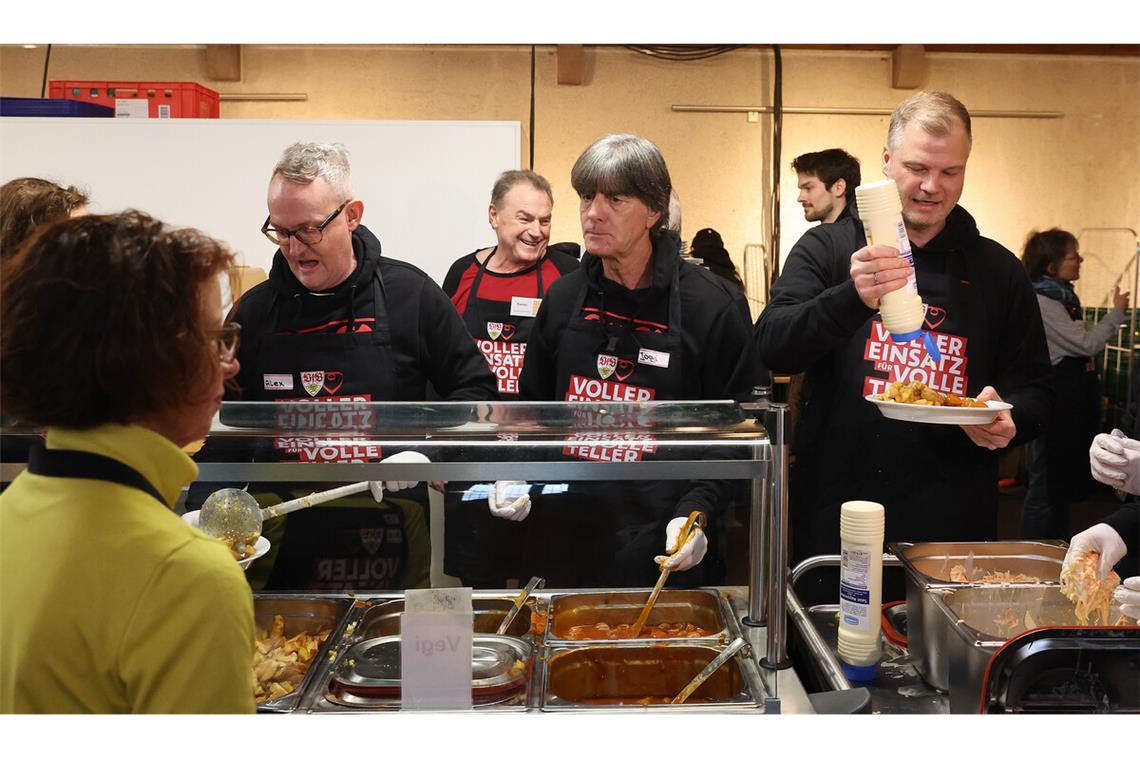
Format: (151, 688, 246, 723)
(230, 224, 497, 402)
(755, 204, 1051, 561)
(515, 231, 758, 587)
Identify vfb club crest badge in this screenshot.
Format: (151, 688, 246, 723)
(597, 354, 618, 380)
(487, 322, 504, 340)
(301, 371, 325, 397)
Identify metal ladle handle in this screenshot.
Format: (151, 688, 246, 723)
(260, 481, 372, 520)
(496, 576, 545, 636)
(671, 636, 749, 705)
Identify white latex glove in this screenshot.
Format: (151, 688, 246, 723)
(488, 480, 531, 522)
(1115, 577, 1140, 619)
(368, 450, 430, 502)
(1064, 522, 1128, 580)
(654, 516, 708, 572)
(1089, 429, 1140, 495)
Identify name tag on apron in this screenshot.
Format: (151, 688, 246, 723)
(263, 373, 294, 390)
(510, 296, 542, 318)
(637, 348, 670, 368)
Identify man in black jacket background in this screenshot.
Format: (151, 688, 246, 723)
(755, 92, 1052, 598)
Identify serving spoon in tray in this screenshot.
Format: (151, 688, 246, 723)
(628, 510, 706, 639)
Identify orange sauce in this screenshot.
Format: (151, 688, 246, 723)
(563, 621, 713, 640)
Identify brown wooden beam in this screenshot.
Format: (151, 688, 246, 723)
(205, 45, 242, 82)
(557, 45, 586, 85)
(781, 43, 1139, 57)
(892, 44, 926, 89)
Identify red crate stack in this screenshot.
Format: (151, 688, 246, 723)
(49, 81, 220, 118)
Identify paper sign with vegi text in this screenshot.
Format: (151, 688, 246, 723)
(400, 587, 474, 709)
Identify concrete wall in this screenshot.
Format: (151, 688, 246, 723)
(3, 44, 1137, 303)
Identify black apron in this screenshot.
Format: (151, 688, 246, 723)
(445, 248, 548, 585)
(248, 271, 414, 592)
(27, 444, 166, 506)
(794, 245, 999, 564)
(522, 264, 710, 588)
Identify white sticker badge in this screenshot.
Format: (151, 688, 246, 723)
(263, 373, 293, 391)
(637, 348, 671, 368)
(510, 296, 541, 318)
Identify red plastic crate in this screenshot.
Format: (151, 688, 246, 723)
(49, 81, 220, 118)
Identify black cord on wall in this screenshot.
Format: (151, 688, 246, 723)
(40, 44, 53, 98)
(529, 45, 536, 170)
(770, 44, 783, 282)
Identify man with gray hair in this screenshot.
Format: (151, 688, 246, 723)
(496, 133, 758, 588)
(214, 141, 497, 592)
(755, 92, 1051, 594)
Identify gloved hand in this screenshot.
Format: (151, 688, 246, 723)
(654, 515, 708, 572)
(1115, 577, 1140, 619)
(368, 451, 430, 502)
(1064, 522, 1128, 580)
(1089, 428, 1140, 495)
(488, 480, 531, 522)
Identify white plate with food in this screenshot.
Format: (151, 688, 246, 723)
(181, 509, 270, 570)
(866, 395, 1011, 425)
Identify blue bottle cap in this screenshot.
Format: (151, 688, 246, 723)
(888, 328, 924, 343)
(842, 661, 878, 682)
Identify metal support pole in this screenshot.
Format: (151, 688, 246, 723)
(743, 439, 770, 626)
(761, 403, 792, 670)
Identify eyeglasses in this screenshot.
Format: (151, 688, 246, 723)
(261, 200, 349, 247)
(210, 322, 241, 362)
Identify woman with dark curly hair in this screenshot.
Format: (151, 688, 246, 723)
(0, 176, 89, 259)
(1020, 227, 1130, 539)
(0, 210, 254, 713)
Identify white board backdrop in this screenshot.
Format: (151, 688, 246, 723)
(0, 118, 520, 285)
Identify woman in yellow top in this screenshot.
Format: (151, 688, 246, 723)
(0, 210, 255, 713)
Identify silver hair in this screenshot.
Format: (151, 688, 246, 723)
(665, 188, 682, 234)
(490, 170, 553, 208)
(887, 91, 973, 153)
(571, 133, 672, 234)
(272, 142, 354, 201)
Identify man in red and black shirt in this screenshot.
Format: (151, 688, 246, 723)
(442, 170, 579, 398)
(441, 170, 578, 587)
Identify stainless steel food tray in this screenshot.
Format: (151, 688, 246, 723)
(253, 594, 354, 713)
(540, 640, 755, 710)
(546, 589, 728, 643)
(303, 592, 546, 713)
(927, 585, 1137, 713)
(889, 540, 1066, 691)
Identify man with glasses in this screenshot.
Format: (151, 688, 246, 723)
(204, 141, 497, 592)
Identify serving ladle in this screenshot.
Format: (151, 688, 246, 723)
(198, 481, 381, 546)
(671, 636, 749, 705)
(496, 576, 546, 635)
(628, 510, 706, 639)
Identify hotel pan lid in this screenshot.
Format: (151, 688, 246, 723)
(331, 634, 530, 693)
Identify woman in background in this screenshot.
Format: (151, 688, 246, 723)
(0, 211, 255, 713)
(1021, 227, 1130, 539)
(0, 176, 88, 258)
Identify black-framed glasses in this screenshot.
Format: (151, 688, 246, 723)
(210, 322, 241, 362)
(261, 200, 349, 247)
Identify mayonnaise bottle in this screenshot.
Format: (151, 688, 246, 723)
(837, 500, 885, 682)
(856, 179, 926, 341)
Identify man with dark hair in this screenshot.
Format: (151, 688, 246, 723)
(757, 92, 1052, 598)
(499, 133, 757, 588)
(791, 148, 861, 224)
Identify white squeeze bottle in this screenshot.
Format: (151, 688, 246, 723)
(837, 500, 885, 682)
(856, 179, 926, 341)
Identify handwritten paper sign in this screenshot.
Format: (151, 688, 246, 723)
(401, 587, 474, 710)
